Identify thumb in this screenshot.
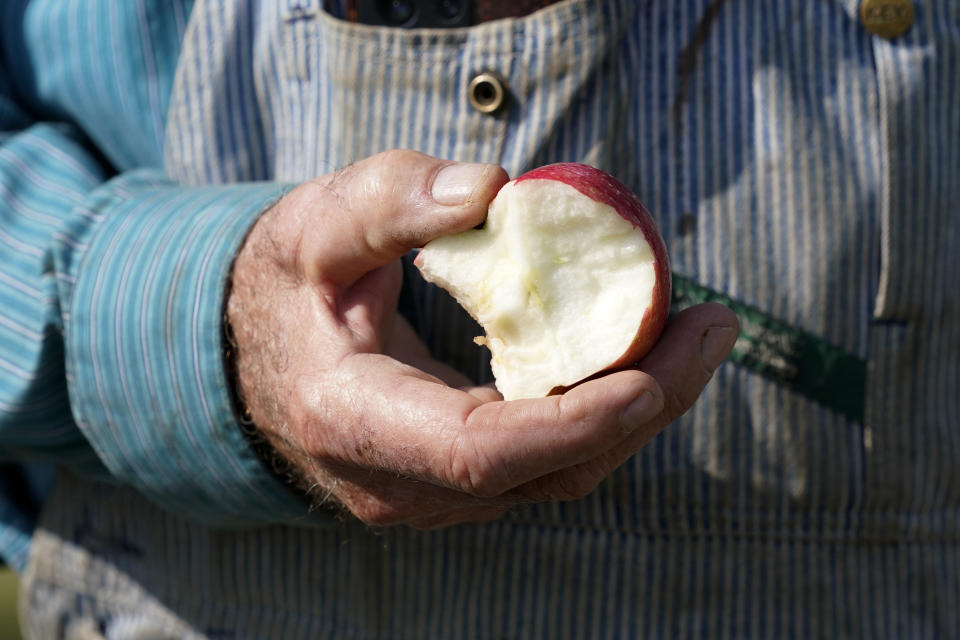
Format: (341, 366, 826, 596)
(288, 150, 508, 287)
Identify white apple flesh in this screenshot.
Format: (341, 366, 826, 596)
(415, 163, 671, 401)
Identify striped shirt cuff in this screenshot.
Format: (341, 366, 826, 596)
(66, 177, 318, 526)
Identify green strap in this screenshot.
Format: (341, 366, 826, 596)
(670, 274, 866, 423)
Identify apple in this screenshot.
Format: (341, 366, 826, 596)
(414, 162, 671, 401)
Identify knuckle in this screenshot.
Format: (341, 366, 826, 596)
(369, 150, 425, 188)
(375, 148, 420, 167)
(447, 433, 504, 498)
(662, 383, 697, 423)
(550, 465, 607, 502)
(556, 393, 587, 427)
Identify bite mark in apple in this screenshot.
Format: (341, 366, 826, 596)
(415, 163, 671, 400)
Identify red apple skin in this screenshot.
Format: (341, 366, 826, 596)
(415, 162, 672, 388)
(513, 163, 672, 371)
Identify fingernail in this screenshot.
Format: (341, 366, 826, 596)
(701, 326, 737, 371)
(620, 391, 659, 433)
(432, 163, 492, 206)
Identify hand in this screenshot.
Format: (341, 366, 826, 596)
(227, 150, 738, 529)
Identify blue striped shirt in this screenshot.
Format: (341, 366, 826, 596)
(3, 0, 959, 636)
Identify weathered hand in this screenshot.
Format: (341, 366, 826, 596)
(227, 150, 738, 529)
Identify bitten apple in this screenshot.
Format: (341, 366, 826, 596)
(415, 162, 671, 401)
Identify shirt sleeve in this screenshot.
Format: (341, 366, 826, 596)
(1, 91, 316, 541)
(65, 172, 318, 525)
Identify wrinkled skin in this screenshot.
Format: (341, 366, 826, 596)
(227, 150, 739, 530)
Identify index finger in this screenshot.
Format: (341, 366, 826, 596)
(317, 354, 661, 497)
(425, 302, 737, 497)
(321, 301, 735, 500)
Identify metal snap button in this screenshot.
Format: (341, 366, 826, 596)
(468, 72, 508, 114)
(860, 0, 914, 40)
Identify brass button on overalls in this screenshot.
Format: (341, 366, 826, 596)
(468, 72, 508, 114)
(860, 0, 915, 40)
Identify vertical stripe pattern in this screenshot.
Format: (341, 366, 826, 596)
(158, 0, 960, 634)
(65, 173, 311, 524)
(19, 474, 960, 638)
(1, 0, 312, 568)
(3, 0, 959, 636)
